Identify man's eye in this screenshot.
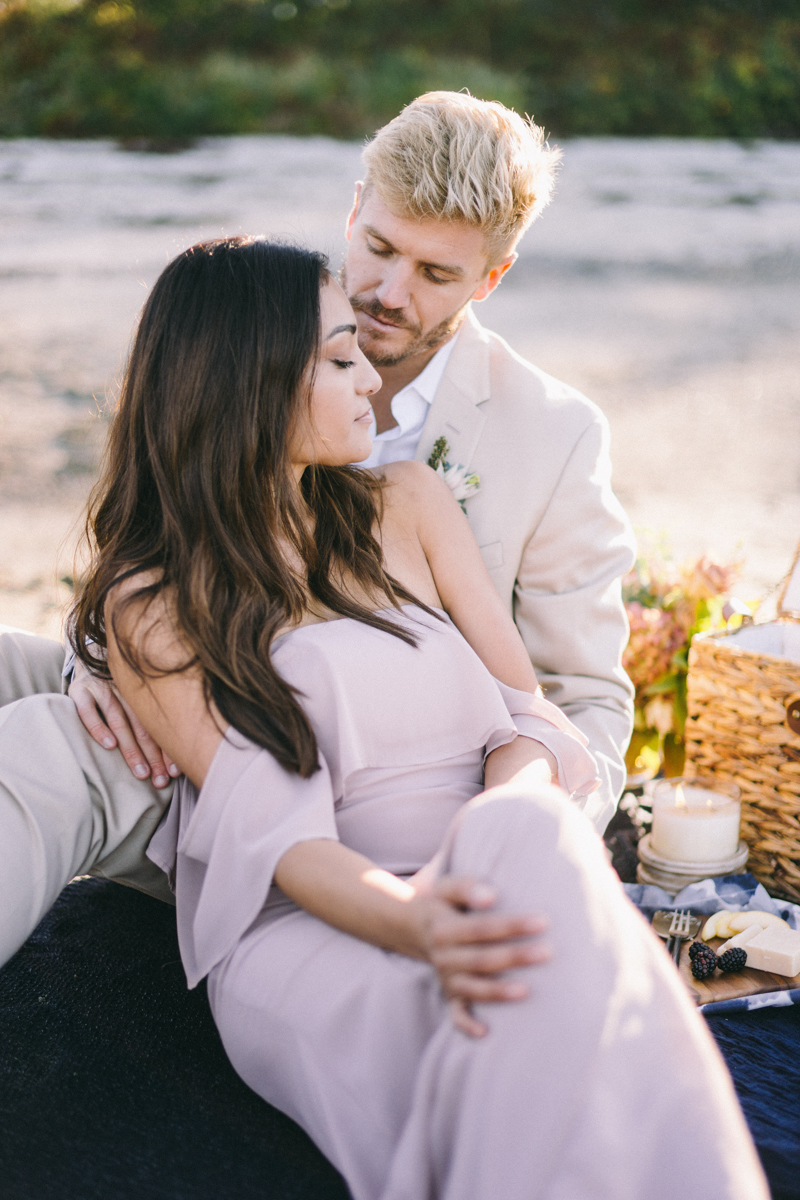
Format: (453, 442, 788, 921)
(425, 270, 449, 285)
(367, 242, 391, 257)
(333, 359, 356, 369)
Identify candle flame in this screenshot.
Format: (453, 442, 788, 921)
(674, 783, 687, 808)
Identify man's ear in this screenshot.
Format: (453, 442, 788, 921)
(471, 252, 517, 303)
(345, 182, 363, 242)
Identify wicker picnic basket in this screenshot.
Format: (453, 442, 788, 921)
(684, 543, 800, 903)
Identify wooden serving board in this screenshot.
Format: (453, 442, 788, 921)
(678, 935, 800, 1005)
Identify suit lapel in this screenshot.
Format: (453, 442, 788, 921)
(414, 308, 490, 469)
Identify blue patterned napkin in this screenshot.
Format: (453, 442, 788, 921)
(623, 872, 800, 929)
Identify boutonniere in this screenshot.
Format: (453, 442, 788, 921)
(427, 436, 480, 512)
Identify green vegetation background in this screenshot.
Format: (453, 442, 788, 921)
(2, 0, 799, 142)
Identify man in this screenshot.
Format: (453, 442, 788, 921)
(344, 93, 634, 824)
(0, 91, 634, 966)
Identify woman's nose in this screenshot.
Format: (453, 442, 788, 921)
(360, 360, 383, 396)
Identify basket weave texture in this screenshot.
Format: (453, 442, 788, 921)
(685, 627, 800, 903)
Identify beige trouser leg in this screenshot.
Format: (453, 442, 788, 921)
(0, 626, 66, 704)
(0, 630, 174, 968)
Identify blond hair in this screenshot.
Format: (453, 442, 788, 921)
(362, 91, 561, 264)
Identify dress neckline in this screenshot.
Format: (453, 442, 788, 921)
(272, 603, 447, 650)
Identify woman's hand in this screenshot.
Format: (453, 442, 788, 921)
(410, 875, 550, 1038)
(68, 658, 179, 789)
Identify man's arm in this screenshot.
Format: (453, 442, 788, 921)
(0, 627, 65, 706)
(513, 412, 636, 833)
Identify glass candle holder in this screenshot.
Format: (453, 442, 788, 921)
(650, 776, 741, 864)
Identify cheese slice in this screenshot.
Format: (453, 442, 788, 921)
(743, 925, 800, 977)
(717, 924, 761, 955)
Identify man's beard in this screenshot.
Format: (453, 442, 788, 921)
(341, 266, 466, 368)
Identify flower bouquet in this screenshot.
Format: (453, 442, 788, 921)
(623, 539, 747, 782)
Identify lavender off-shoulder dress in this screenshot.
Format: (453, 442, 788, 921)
(148, 608, 767, 1200)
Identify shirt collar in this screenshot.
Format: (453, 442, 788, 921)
(400, 331, 459, 407)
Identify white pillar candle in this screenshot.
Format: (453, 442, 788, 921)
(650, 779, 741, 864)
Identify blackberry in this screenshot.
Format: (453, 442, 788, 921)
(690, 949, 718, 980)
(689, 940, 716, 962)
(718, 947, 748, 973)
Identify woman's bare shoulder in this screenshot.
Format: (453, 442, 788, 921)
(107, 566, 162, 603)
(375, 459, 455, 516)
(105, 567, 181, 664)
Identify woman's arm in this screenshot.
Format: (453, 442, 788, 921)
(275, 839, 549, 1037)
(390, 463, 541, 693)
(381, 462, 559, 788)
(106, 578, 548, 1036)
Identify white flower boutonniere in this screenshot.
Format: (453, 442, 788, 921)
(427, 436, 480, 513)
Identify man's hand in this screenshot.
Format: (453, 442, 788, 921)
(411, 875, 550, 1037)
(483, 736, 557, 792)
(68, 658, 179, 788)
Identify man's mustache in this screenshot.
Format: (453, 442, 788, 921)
(349, 296, 421, 337)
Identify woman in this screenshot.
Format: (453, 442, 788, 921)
(72, 237, 765, 1200)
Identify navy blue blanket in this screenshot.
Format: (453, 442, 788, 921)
(0, 879, 348, 1200)
(1, 879, 798, 1199)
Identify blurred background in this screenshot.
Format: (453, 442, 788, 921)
(1, 0, 799, 639)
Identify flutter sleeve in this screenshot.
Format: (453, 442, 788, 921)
(491, 678, 601, 801)
(147, 728, 339, 988)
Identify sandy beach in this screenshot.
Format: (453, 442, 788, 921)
(1, 134, 798, 640)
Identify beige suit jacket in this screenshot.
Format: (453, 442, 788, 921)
(414, 308, 636, 832)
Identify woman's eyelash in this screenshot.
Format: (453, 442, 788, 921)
(333, 359, 356, 369)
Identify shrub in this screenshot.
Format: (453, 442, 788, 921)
(1, 0, 798, 140)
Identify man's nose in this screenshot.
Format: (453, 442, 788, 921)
(375, 262, 412, 311)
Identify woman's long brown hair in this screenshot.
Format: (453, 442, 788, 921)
(71, 237, 434, 777)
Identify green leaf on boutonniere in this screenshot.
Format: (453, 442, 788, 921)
(427, 436, 449, 472)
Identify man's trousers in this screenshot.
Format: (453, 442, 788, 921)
(0, 627, 173, 967)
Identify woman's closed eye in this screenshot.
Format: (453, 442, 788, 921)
(333, 359, 356, 369)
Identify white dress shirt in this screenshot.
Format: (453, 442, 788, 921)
(354, 335, 457, 470)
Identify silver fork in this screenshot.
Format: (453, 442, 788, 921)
(667, 909, 692, 965)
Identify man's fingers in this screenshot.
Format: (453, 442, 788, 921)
(103, 704, 153, 780)
(69, 673, 174, 787)
(103, 693, 168, 786)
(116, 694, 172, 788)
(127, 713, 171, 787)
(163, 751, 181, 778)
(71, 691, 118, 750)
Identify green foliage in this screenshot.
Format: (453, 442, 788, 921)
(1, 0, 799, 140)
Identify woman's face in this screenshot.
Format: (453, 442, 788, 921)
(289, 278, 381, 475)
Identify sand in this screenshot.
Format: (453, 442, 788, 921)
(1, 134, 798, 640)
